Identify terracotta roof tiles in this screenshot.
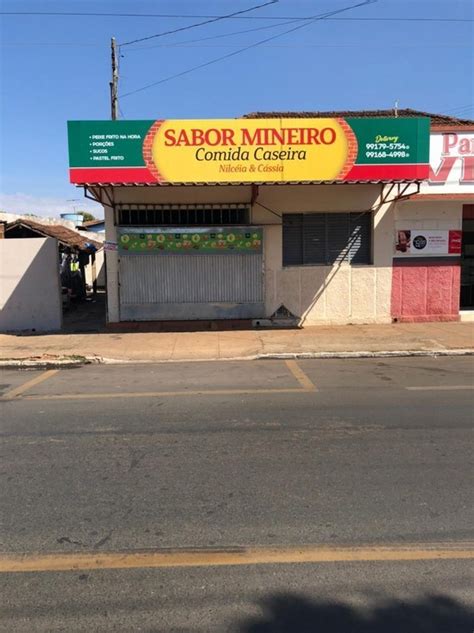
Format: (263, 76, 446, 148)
(243, 108, 474, 126)
(5, 218, 101, 251)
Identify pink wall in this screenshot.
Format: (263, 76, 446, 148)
(391, 261, 460, 322)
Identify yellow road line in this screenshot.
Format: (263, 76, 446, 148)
(1, 361, 317, 402)
(285, 360, 317, 391)
(406, 385, 473, 391)
(22, 387, 311, 402)
(1, 543, 473, 573)
(1, 369, 59, 400)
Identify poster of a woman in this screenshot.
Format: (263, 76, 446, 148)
(395, 230, 411, 253)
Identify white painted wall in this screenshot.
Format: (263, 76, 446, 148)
(0, 237, 62, 332)
(104, 204, 119, 322)
(0, 211, 78, 230)
(112, 185, 253, 205)
(253, 184, 394, 325)
(84, 248, 105, 289)
(396, 200, 463, 229)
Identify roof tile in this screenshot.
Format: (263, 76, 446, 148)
(5, 218, 101, 251)
(242, 108, 474, 126)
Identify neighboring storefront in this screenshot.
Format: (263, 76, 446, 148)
(66, 110, 472, 326)
(393, 121, 474, 321)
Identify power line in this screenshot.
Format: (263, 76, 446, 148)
(1, 42, 104, 47)
(125, 11, 473, 52)
(121, 0, 378, 99)
(439, 103, 474, 119)
(2, 41, 470, 49)
(325, 16, 473, 22)
(3, 5, 471, 50)
(5, 21, 286, 50)
(0, 11, 472, 22)
(120, 1, 278, 47)
(3, 15, 472, 49)
(0, 11, 314, 19)
(3, 40, 471, 49)
(444, 106, 474, 117)
(447, 109, 474, 117)
(444, 103, 474, 113)
(126, 15, 304, 51)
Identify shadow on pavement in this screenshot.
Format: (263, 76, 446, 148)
(239, 593, 474, 633)
(61, 291, 106, 333)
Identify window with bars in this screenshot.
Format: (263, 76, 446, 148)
(116, 205, 249, 226)
(282, 212, 372, 266)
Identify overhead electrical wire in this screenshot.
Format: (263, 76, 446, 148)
(126, 14, 306, 51)
(119, 0, 279, 47)
(124, 9, 473, 52)
(444, 107, 474, 118)
(122, 42, 473, 50)
(121, 0, 378, 99)
(0, 11, 315, 19)
(448, 109, 474, 116)
(2, 41, 469, 49)
(2, 4, 470, 52)
(0, 11, 472, 22)
(444, 103, 474, 114)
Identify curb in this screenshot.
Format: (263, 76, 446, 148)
(256, 349, 474, 360)
(1, 349, 473, 368)
(99, 349, 474, 363)
(0, 357, 99, 370)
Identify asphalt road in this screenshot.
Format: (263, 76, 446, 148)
(1, 356, 473, 632)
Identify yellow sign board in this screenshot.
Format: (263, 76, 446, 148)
(147, 118, 352, 183)
(68, 117, 430, 184)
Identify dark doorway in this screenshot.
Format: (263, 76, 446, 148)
(460, 204, 474, 309)
(62, 289, 107, 333)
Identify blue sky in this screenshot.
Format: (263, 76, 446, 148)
(0, 0, 473, 217)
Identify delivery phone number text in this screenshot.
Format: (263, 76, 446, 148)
(365, 151, 410, 159)
(366, 143, 410, 150)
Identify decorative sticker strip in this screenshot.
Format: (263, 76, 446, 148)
(118, 228, 263, 254)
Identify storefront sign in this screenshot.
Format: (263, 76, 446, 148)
(104, 240, 117, 251)
(394, 229, 462, 257)
(68, 117, 430, 184)
(420, 131, 474, 193)
(118, 227, 263, 254)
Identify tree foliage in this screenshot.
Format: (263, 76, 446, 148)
(79, 211, 97, 222)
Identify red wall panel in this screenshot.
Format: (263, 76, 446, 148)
(391, 261, 460, 322)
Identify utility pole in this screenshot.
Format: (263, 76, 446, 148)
(110, 37, 119, 120)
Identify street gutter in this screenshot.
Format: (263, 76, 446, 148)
(0, 348, 473, 368)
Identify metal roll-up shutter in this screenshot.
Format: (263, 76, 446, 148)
(118, 227, 264, 321)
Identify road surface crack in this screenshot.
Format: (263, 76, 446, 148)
(93, 530, 113, 549)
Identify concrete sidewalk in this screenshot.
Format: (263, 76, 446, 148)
(0, 321, 473, 365)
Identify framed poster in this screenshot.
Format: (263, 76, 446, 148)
(394, 229, 462, 257)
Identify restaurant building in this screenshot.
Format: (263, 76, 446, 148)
(67, 109, 474, 326)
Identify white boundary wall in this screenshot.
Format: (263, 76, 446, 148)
(0, 237, 62, 331)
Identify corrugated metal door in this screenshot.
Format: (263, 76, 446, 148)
(118, 229, 264, 320)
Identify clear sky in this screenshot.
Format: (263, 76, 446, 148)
(0, 0, 473, 217)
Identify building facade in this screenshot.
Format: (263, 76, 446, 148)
(392, 121, 474, 321)
(67, 109, 474, 326)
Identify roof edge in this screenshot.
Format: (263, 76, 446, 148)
(242, 108, 474, 126)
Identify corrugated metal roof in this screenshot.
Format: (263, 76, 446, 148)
(81, 180, 417, 187)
